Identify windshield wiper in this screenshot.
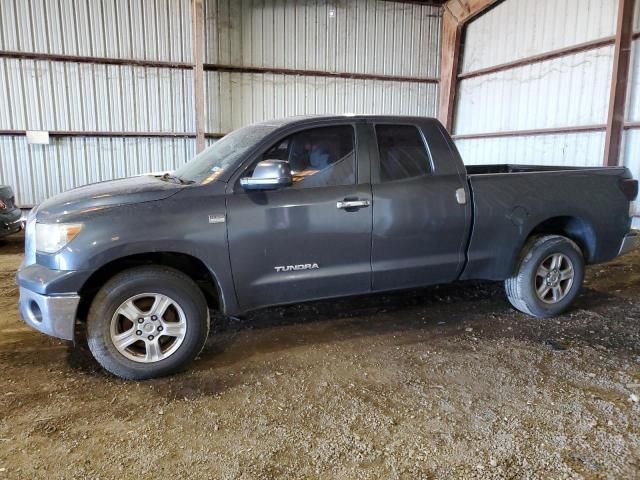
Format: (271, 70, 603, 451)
(161, 173, 194, 185)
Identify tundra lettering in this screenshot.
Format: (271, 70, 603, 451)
(274, 263, 320, 272)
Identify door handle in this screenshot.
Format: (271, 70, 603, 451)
(337, 199, 371, 209)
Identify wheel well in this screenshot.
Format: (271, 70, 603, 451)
(76, 252, 221, 323)
(529, 216, 595, 261)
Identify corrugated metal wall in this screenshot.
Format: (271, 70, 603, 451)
(460, 0, 617, 73)
(0, 0, 195, 207)
(0, 0, 441, 207)
(623, 1, 640, 221)
(0, 59, 195, 132)
(0, 0, 193, 61)
(455, 132, 607, 168)
(204, 72, 438, 133)
(0, 135, 196, 206)
(205, 0, 439, 75)
(454, 0, 618, 166)
(202, 0, 441, 133)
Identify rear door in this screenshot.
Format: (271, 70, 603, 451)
(369, 121, 470, 291)
(226, 122, 373, 311)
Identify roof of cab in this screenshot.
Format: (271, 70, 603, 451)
(253, 114, 439, 128)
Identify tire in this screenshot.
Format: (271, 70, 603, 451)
(504, 235, 585, 318)
(87, 266, 210, 380)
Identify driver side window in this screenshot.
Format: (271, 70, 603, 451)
(261, 125, 356, 189)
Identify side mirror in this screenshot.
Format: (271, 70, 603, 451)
(240, 160, 293, 191)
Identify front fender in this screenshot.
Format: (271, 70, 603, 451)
(32, 189, 239, 314)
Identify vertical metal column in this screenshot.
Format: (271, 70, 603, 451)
(192, 0, 206, 153)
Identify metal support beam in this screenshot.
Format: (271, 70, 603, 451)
(192, 0, 206, 153)
(604, 0, 636, 167)
(437, 0, 499, 132)
(452, 124, 607, 141)
(203, 63, 438, 84)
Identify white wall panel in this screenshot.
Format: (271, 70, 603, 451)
(461, 0, 618, 73)
(455, 0, 619, 170)
(623, 130, 640, 217)
(456, 132, 606, 167)
(455, 46, 614, 135)
(0, 58, 194, 133)
(0, 135, 196, 207)
(204, 0, 441, 77)
(205, 71, 438, 133)
(0, 0, 193, 62)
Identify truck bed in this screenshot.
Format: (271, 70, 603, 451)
(461, 164, 632, 281)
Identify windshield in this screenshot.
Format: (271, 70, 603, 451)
(174, 124, 278, 184)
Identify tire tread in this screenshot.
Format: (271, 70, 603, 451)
(504, 235, 583, 318)
(86, 265, 209, 380)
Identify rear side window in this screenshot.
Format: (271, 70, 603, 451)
(375, 125, 431, 182)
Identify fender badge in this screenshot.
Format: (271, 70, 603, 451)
(208, 214, 226, 224)
(274, 263, 319, 272)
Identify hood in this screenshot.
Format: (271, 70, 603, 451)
(36, 175, 183, 222)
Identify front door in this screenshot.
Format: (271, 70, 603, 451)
(226, 123, 372, 311)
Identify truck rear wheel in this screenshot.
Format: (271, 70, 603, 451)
(504, 235, 584, 318)
(87, 266, 209, 380)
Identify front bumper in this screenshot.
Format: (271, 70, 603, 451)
(18, 287, 79, 341)
(0, 207, 23, 237)
(618, 231, 639, 257)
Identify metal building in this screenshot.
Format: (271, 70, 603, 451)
(0, 0, 441, 207)
(440, 0, 640, 225)
(0, 0, 638, 224)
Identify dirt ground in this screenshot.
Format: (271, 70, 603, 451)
(0, 232, 639, 479)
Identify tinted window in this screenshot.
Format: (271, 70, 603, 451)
(375, 125, 431, 182)
(260, 125, 355, 188)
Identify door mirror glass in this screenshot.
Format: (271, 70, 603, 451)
(240, 160, 293, 190)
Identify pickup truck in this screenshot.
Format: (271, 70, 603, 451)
(17, 116, 639, 379)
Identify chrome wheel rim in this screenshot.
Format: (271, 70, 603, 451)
(110, 293, 187, 363)
(535, 253, 575, 304)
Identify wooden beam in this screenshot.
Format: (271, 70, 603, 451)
(0, 130, 197, 138)
(438, 0, 499, 132)
(604, 0, 635, 167)
(0, 50, 193, 69)
(192, 0, 206, 153)
(437, 10, 462, 131)
(444, 0, 498, 23)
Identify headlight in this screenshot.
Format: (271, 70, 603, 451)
(35, 223, 83, 253)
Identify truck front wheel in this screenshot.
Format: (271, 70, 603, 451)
(504, 235, 585, 318)
(86, 266, 210, 380)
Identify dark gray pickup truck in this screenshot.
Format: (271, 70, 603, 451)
(17, 116, 639, 379)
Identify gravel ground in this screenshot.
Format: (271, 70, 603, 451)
(0, 232, 639, 479)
